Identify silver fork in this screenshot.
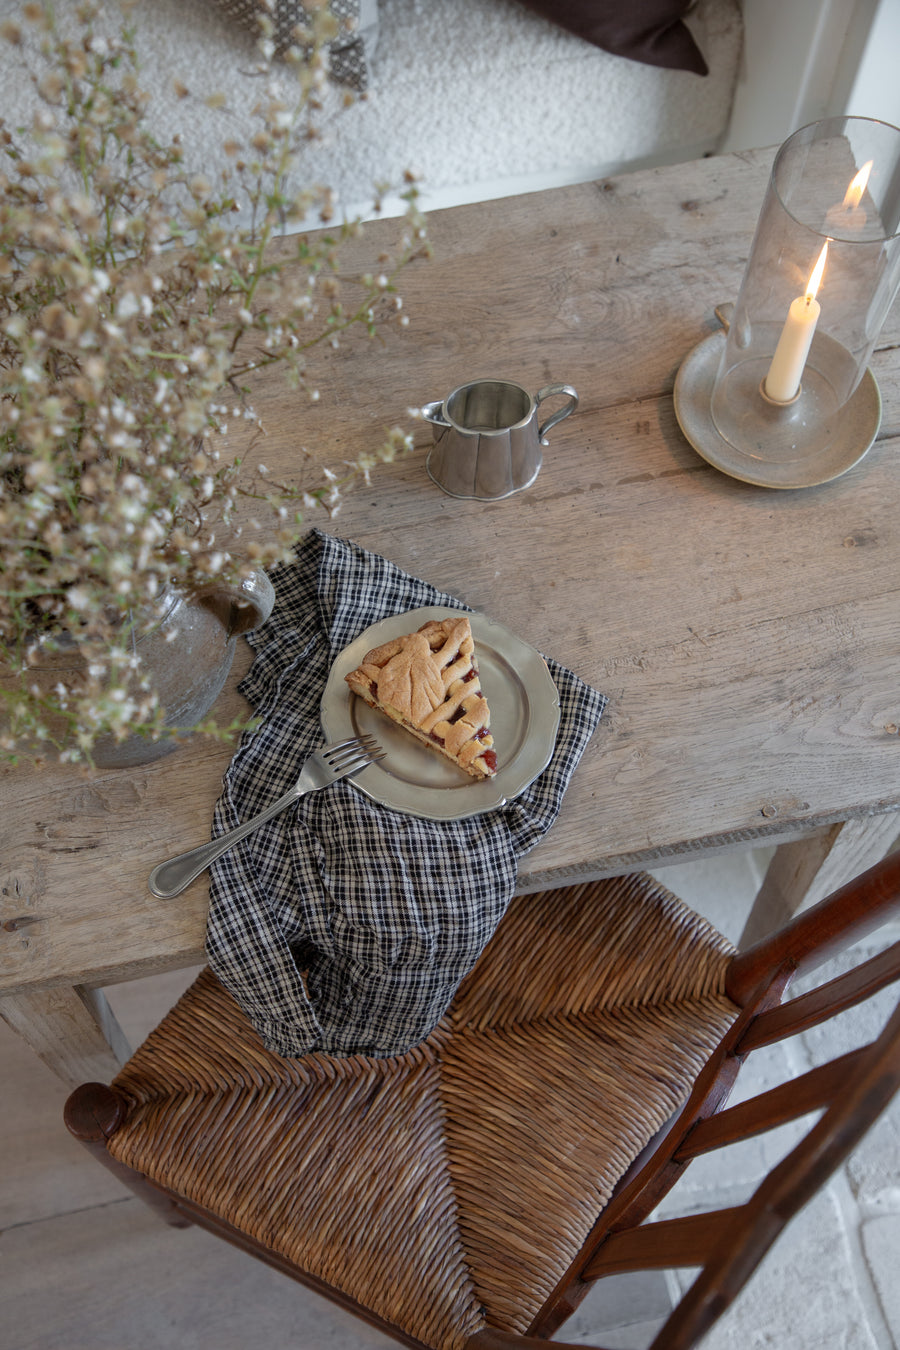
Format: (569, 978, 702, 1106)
(147, 735, 384, 899)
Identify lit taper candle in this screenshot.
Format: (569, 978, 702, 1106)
(764, 241, 829, 404)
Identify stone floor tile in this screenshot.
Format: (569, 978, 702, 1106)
(563, 1316, 669, 1348)
(862, 1213, 900, 1341)
(669, 1188, 880, 1350)
(0, 1019, 127, 1229)
(848, 1103, 900, 1211)
(2, 1200, 397, 1350)
(557, 1271, 672, 1340)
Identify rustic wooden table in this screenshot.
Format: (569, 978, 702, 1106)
(3, 146, 900, 1087)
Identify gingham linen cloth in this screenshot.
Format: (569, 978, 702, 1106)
(205, 529, 607, 1058)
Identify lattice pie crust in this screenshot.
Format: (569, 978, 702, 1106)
(344, 615, 497, 779)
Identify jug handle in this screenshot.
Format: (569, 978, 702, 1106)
(194, 570, 276, 639)
(421, 399, 450, 427)
(536, 383, 579, 443)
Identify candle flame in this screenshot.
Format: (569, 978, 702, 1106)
(806, 241, 829, 301)
(843, 160, 873, 210)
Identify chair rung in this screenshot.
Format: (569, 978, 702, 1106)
(674, 1049, 863, 1161)
(583, 1208, 741, 1280)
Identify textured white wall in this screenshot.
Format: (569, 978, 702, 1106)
(0, 0, 743, 222)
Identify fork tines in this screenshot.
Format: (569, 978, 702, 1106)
(322, 735, 384, 769)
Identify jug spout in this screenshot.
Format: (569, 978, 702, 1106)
(421, 399, 449, 427)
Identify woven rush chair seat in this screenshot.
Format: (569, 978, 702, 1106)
(67, 856, 900, 1349)
(91, 875, 738, 1350)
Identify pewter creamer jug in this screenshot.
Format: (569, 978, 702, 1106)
(423, 378, 578, 500)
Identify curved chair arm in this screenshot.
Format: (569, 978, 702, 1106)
(726, 847, 900, 1005)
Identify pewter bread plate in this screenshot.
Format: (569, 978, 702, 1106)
(321, 605, 561, 820)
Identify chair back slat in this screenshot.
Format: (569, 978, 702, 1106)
(675, 1049, 863, 1161)
(583, 1208, 742, 1281)
(642, 998, 900, 1350)
(737, 940, 900, 1053)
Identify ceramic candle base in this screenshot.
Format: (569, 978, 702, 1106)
(674, 321, 881, 490)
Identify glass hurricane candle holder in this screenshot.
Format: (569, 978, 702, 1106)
(676, 117, 900, 488)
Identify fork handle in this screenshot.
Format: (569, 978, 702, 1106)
(147, 785, 302, 899)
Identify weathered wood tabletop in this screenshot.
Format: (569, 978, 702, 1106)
(3, 146, 900, 1085)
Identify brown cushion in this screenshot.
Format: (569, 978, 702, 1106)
(516, 0, 709, 75)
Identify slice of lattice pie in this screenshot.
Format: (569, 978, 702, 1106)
(344, 614, 497, 779)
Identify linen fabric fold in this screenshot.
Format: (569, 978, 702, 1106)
(205, 529, 606, 1058)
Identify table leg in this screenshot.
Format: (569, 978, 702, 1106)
(738, 814, 900, 948)
(0, 984, 131, 1088)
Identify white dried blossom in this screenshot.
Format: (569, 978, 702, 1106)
(116, 292, 140, 320)
(0, 1, 428, 764)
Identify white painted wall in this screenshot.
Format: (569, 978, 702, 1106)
(839, 0, 900, 127)
(722, 0, 900, 153)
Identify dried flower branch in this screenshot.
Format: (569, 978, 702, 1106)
(0, 1, 429, 763)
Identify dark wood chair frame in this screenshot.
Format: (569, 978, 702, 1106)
(66, 850, 900, 1350)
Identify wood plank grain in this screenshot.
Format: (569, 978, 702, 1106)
(0, 986, 127, 1087)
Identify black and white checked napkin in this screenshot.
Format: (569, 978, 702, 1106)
(205, 529, 607, 1059)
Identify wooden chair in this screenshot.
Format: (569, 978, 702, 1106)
(65, 852, 900, 1350)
